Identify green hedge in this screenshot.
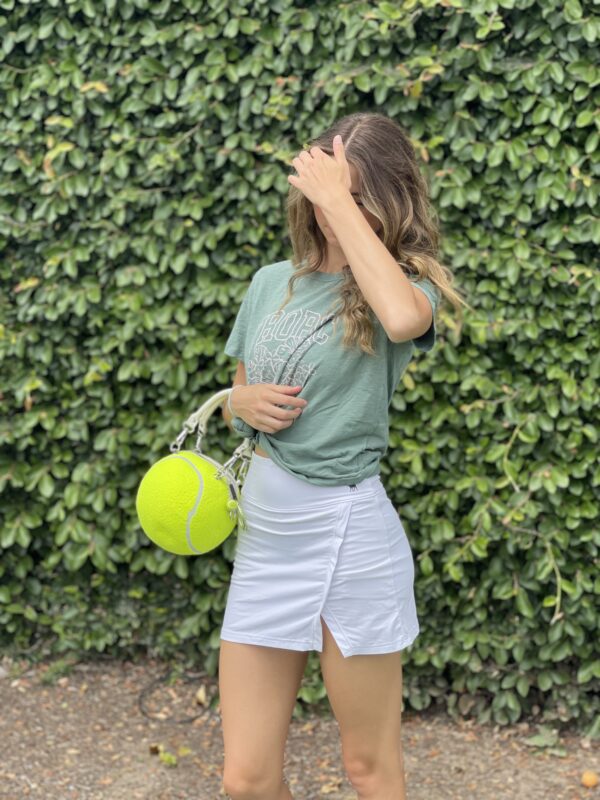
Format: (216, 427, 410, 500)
(1, 0, 598, 735)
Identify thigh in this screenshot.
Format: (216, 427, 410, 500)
(318, 617, 403, 776)
(219, 640, 309, 787)
(321, 484, 419, 657)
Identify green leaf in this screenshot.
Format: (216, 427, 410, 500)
(575, 109, 594, 127)
(38, 474, 56, 499)
(515, 587, 535, 619)
(577, 662, 600, 684)
(298, 31, 313, 55)
(564, 0, 583, 21)
(523, 726, 559, 747)
(419, 554, 433, 576)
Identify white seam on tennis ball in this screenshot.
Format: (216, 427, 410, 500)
(171, 455, 204, 555)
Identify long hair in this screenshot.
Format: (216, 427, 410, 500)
(275, 112, 469, 355)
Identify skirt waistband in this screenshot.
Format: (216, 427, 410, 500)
(241, 451, 383, 511)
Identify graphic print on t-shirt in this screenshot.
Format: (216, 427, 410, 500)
(247, 307, 334, 387)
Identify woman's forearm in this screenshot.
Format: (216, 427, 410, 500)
(222, 384, 244, 432)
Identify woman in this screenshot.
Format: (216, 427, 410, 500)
(219, 112, 465, 800)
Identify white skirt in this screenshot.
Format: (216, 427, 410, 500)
(220, 452, 420, 658)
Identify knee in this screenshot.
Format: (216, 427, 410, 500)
(344, 754, 402, 795)
(344, 754, 376, 787)
(222, 770, 280, 800)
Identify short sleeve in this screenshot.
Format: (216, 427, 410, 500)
(411, 278, 442, 352)
(224, 278, 256, 362)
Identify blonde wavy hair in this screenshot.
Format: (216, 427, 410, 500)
(275, 112, 470, 355)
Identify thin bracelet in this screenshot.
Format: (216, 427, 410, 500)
(227, 385, 243, 416)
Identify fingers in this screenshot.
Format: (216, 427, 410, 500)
(268, 391, 308, 411)
(260, 402, 304, 422)
(256, 397, 305, 431)
(268, 384, 309, 410)
(258, 412, 300, 433)
(244, 384, 309, 433)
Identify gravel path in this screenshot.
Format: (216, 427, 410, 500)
(0, 656, 597, 799)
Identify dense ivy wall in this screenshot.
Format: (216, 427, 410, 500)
(1, 0, 598, 734)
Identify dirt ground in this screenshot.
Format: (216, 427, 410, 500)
(0, 654, 597, 800)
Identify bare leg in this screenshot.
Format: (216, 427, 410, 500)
(219, 640, 308, 800)
(318, 617, 407, 800)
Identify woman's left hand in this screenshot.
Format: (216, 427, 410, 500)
(287, 134, 352, 208)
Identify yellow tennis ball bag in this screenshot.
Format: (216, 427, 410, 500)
(135, 388, 255, 556)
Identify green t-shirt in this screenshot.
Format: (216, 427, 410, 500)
(224, 259, 441, 486)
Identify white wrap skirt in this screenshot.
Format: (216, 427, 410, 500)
(220, 451, 420, 658)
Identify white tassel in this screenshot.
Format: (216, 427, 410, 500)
(226, 498, 247, 531)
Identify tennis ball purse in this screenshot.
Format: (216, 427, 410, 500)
(135, 310, 336, 557)
(135, 390, 256, 556)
